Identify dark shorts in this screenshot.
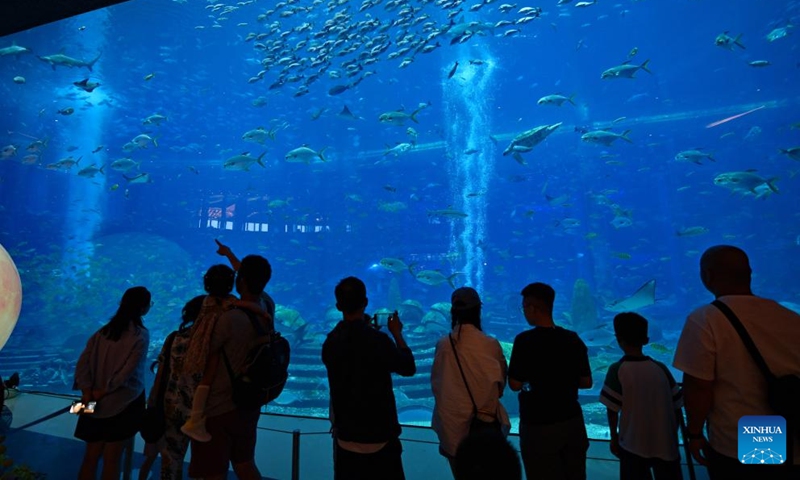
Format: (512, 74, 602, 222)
(74, 391, 145, 443)
(188, 408, 261, 478)
(619, 447, 682, 480)
(334, 437, 405, 480)
(519, 413, 589, 480)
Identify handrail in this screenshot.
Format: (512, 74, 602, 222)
(6, 390, 700, 479)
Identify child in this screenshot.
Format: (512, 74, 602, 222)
(181, 265, 272, 442)
(138, 439, 163, 480)
(599, 312, 684, 480)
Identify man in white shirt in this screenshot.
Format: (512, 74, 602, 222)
(673, 245, 800, 480)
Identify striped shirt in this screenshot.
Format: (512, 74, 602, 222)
(600, 355, 682, 461)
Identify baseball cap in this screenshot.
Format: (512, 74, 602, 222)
(451, 287, 482, 311)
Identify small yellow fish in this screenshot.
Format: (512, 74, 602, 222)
(628, 47, 638, 58)
(144, 73, 155, 81)
(584, 232, 598, 240)
(613, 252, 632, 260)
(109, 183, 119, 191)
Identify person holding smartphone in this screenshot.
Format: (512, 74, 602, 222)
(322, 276, 417, 480)
(73, 286, 151, 480)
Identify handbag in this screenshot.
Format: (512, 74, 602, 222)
(448, 333, 502, 435)
(712, 300, 800, 462)
(140, 331, 177, 443)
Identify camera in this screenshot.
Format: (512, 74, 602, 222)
(70, 401, 97, 414)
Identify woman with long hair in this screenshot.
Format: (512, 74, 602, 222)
(431, 287, 511, 476)
(74, 286, 151, 480)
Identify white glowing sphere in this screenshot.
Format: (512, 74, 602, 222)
(0, 243, 22, 351)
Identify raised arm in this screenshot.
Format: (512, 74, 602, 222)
(385, 311, 416, 376)
(215, 239, 241, 271)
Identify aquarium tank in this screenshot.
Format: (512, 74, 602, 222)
(0, 0, 798, 440)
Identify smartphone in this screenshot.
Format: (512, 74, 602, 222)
(84, 401, 97, 414)
(372, 312, 391, 328)
(70, 401, 84, 414)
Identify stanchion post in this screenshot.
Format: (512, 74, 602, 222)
(679, 409, 696, 480)
(291, 429, 301, 480)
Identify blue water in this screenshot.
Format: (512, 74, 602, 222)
(1, 0, 798, 437)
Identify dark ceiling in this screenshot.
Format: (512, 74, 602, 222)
(1, 0, 130, 38)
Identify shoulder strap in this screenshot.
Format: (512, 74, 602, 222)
(238, 307, 269, 336)
(711, 300, 776, 381)
(448, 333, 478, 414)
(221, 307, 268, 380)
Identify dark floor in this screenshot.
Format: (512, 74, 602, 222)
(3, 391, 707, 480)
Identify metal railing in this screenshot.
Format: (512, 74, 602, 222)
(4, 390, 700, 480)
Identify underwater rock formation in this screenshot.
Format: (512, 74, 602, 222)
(388, 277, 401, 311)
(571, 279, 598, 333)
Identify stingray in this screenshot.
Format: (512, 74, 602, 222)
(605, 279, 656, 312)
(337, 105, 360, 121)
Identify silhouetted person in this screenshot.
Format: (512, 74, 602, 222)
(508, 282, 592, 480)
(186, 256, 272, 480)
(431, 287, 509, 476)
(601, 312, 683, 480)
(74, 286, 151, 480)
(674, 245, 800, 479)
(322, 276, 416, 480)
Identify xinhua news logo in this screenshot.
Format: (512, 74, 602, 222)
(738, 415, 786, 465)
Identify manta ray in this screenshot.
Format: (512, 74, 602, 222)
(605, 280, 656, 312)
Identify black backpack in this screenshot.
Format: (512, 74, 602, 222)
(223, 308, 291, 409)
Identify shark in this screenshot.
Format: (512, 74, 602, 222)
(604, 280, 656, 312)
(37, 51, 102, 71)
(0, 43, 31, 57)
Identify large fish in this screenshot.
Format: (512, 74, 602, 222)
(605, 280, 656, 312)
(37, 52, 102, 71)
(285, 146, 327, 163)
(601, 59, 651, 79)
(224, 151, 266, 171)
(0, 43, 31, 57)
(415, 270, 459, 289)
(581, 130, 633, 146)
(502, 122, 562, 156)
(378, 106, 425, 126)
(379, 258, 414, 274)
(713, 170, 779, 199)
(242, 127, 276, 144)
(579, 326, 617, 348)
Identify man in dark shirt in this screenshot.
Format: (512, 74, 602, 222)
(322, 276, 417, 480)
(508, 282, 592, 480)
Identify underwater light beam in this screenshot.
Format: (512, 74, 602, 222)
(443, 48, 496, 292)
(60, 11, 111, 278)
